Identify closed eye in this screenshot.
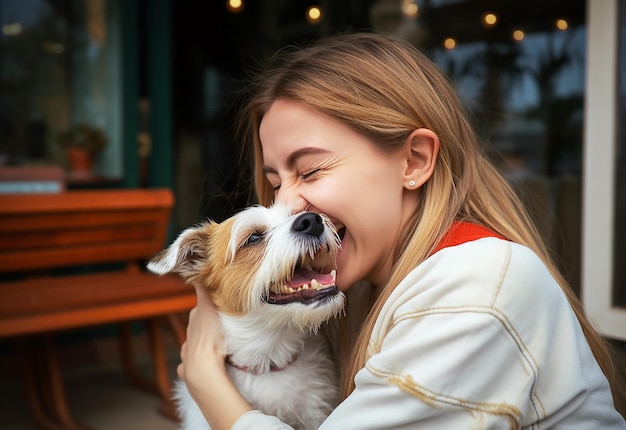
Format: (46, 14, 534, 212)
(301, 169, 320, 180)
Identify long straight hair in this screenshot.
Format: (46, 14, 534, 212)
(238, 32, 618, 401)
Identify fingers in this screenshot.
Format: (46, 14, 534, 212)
(178, 284, 226, 386)
(180, 341, 187, 362)
(194, 284, 217, 313)
(185, 307, 197, 339)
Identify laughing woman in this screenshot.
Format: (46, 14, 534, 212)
(178, 33, 626, 429)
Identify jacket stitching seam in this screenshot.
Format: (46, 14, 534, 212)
(490, 241, 512, 308)
(366, 363, 522, 429)
(389, 307, 545, 421)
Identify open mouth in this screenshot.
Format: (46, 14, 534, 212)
(337, 226, 346, 241)
(264, 253, 338, 305)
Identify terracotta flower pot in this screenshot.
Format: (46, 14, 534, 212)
(66, 147, 94, 174)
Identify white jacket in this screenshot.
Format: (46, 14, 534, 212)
(233, 237, 626, 429)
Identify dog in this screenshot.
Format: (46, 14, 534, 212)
(147, 204, 345, 430)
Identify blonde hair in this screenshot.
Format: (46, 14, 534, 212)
(239, 32, 617, 400)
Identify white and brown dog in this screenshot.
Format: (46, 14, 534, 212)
(148, 204, 345, 430)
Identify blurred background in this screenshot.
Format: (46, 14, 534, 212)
(1, 0, 624, 427)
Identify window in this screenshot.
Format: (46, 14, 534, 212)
(416, 0, 587, 295)
(583, 0, 626, 340)
(0, 0, 123, 180)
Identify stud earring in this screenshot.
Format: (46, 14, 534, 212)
(409, 180, 416, 187)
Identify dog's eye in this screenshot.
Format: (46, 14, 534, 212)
(244, 232, 264, 246)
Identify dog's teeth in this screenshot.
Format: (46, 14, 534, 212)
(282, 285, 290, 294)
(330, 270, 336, 281)
(310, 278, 320, 290)
(288, 287, 295, 293)
(302, 283, 309, 290)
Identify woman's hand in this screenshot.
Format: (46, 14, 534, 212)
(178, 285, 253, 430)
(177, 285, 225, 387)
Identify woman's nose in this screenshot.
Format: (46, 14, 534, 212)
(275, 190, 309, 213)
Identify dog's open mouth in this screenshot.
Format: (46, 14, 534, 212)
(264, 252, 338, 306)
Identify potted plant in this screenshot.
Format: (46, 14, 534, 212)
(56, 123, 108, 174)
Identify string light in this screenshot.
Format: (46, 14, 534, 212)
(402, 0, 418, 18)
(2, 22, 22, 36)
(226, 0, 244, 13)
(512, 29, 525, 41)
(555, 18, 569, 31)
(482, 12, 498, 28)
(306, 6, 322, 24)
(43, 42, 65, 54)
(443, 38, 457, 50)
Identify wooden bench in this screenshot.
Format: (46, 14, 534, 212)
(0, 189, 196, 429)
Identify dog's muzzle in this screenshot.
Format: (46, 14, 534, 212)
(263, 212, 340, 305)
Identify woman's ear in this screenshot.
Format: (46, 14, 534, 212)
(404, 128, 439, 190)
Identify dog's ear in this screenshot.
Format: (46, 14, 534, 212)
(147, 224, 210, 278)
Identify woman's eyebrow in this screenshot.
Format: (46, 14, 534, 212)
(262, 147, 331, 174)
(261, 165, 277, 174)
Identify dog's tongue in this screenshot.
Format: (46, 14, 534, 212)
(289, 268, 334, 288)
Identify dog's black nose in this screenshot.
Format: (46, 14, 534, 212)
(292, 212, 324, 237)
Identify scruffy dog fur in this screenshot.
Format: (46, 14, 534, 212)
(148, 204, 345, 430)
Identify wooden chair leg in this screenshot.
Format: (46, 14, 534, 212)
(119, 322, 159, 395)
(15, 340, 64, 430)
(147, 319, 171, 396)
(15, 337, 90, 430)
(165, 312, 187, 347)
(148, 318, 180, 421)
(119, 320, 177, 417)
(42, 336, 91, 430)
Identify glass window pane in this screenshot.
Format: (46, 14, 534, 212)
(0, 0, 123, 180)
(412, 0, 586, 295)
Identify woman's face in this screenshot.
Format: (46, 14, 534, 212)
(259, 99, 420, 290)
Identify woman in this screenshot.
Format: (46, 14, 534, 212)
(179, 33, 625, 429)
